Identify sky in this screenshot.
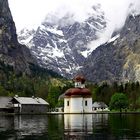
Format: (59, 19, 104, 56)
(8, 0, 99, 31)
(8, 0, 140, 32)
(8, 0, 140, 50)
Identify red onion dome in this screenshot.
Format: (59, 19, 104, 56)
(65, 88, 91, 96)
(73, 75, 86, 84)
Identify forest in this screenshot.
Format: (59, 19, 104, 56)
(0, 62, 140, 111)
(89, 81, 140, 111)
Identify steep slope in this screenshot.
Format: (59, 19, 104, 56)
(81, 14, 140, 83)
(0, 0, 36, 75)
(18, 5, 106, 77)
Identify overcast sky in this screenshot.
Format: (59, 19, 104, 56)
(8, 0, 140, 49)
(8, 0, 140, 32)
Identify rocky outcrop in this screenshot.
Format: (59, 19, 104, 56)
(18, 5, 106, 77)
(0, 0, 36, 75)
(81, 14, 140, 83)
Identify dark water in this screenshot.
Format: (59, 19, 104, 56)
(0, 114, 140, 140)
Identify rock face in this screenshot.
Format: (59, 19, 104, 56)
(17, 1, 140, 83)
(81, 15, 140, 83)
(18, 5, 106, 77)
(0, 0, 36, 75)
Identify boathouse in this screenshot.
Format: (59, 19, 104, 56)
(11, 96, 49, 114)
(0, 97, 13, 113)
(64, 76, 92, 113)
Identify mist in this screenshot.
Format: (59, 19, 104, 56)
(86, 0, 140, 50)
(9, 0, 140, 49)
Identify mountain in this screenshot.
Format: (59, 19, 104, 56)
(18, 4, 106, 77)
(81, 14, 140, 83)
(0, 0, 36, 75)
(18, 2, 140, 83)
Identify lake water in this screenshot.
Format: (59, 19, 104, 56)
(0, 114, 140, 140)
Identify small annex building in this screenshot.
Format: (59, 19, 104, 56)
(64, 76, 92, 113)
(11, 96, 49, 114)
(92, 102, 109, 112)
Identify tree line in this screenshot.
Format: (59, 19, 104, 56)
(89, 81, 140, 111)
(0, 62, 140, 111)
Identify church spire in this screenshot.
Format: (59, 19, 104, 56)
(73, 75, 85, 88)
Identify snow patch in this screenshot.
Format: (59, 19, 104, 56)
(52, 46, 64, 58)
(107, 34, 120, 43)
(80, 49, 92, 58)
(58, 38, 67, 43)
(87, 22, 100, 31)
(19, 35, 33, 46)
(46, 27, 64, 36)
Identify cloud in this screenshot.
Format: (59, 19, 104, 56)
(9, 0, 140, 48)
(9, 0, 62, 31)
(102, 0, 140, 30)
(9, 0, 101, 31)
(87, 0, 140, 50)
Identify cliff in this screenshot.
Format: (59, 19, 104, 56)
(0, 0, 36, 75)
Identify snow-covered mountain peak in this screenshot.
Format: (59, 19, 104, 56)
(43, 3, 104, 27)
(18, 4, 106, 77)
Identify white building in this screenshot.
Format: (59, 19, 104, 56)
(64, 76, 92, 113)
(92, 102, 109, 112)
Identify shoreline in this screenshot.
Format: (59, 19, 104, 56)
(0, 111, 140, 115)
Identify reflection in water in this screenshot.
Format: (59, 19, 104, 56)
(64, 114, 93, 136)
(92, 113, 108, 125)
(0, 115, 48, 139)
(14, 115, 48, 139)
(0, 115, 14, 131)
(0, 114, 140, 139)
(64, 114, 108, 139)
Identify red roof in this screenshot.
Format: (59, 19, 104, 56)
(73, 75, 86, 84)
(65, 88, 91, 96)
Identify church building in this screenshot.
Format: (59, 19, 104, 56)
(64, 76, 92, 113)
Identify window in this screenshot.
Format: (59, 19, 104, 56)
(85, 100, 87, 106)
(75, 82, 81, 87)
(67, 101, 69, 106)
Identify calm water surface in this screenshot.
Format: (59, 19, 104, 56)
(0, 114, 140, 140)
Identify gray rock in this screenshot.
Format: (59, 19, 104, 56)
(81, 15, 140, 83)
(18, 6, 106, 78)
(0, 0, 36, 75)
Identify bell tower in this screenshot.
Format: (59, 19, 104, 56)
(74, 76, 85, 88)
